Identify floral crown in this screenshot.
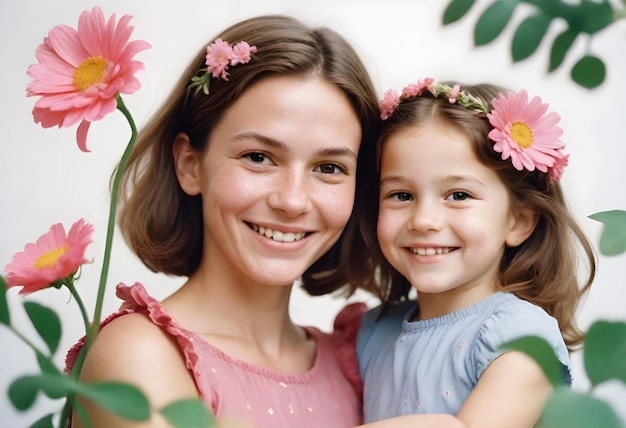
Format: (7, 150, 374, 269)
(188, 38, 257, 95)
(379, 78, 569, 181)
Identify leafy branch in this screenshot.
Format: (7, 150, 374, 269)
(442, 0, 624, 89)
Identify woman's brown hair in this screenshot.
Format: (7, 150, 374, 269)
(115, 15, 379, 295)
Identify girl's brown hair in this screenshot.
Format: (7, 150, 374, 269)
(341, 83, 596, 350)
(116, 15, 380, 294)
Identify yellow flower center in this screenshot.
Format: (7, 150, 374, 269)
(73, 56, 107, 90)
(34, 246, 68, 270)
(511, 122, 533, 148)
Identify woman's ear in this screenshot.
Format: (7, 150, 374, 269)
(173, 133, 202, 196)
(505, 207, 538, 248)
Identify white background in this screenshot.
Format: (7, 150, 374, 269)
(1, 1, 625, 426)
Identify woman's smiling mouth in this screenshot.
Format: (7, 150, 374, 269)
(248, 223, 308, 242)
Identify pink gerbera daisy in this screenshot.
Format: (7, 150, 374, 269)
(487, 89, 566, 179)
(4, 219, 94, 295)
(26, 7, 150, 152)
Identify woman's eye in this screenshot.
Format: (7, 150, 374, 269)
(447, 191, 469, 201)
(246, 152, 268, 163)
(392, 192, 413, 202)
(315, 163, 345, 174)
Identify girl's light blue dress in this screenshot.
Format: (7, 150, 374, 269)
(356, 292, 571, 423)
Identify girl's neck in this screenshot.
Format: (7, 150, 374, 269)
(414, 283, 500, 321)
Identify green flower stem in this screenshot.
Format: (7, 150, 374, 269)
(73, 94, 137, 377)
(65, 280, 91, 344)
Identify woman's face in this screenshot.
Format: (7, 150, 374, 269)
(180, 75, 361, 287)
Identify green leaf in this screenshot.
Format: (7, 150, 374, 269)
(30, 414, 54, 428)
(538, 388, 622, 428)
(474, 0, 518, 46)
(35, 369, 68, 399)
(571, 55, 606, 89)
(549, 28, 578, 72)
(501, 336, 563, 387)
(24, 301, 62, 355)
(584, 320, 626, 387)
(72, 381, 151, 421)
(443, 0, 476, 25)
(8, 375, 42, 411)
(588, 210, 626, 255)
(578, 0, 614, 34)
(160, 398, 217, 428)
(0, 276, 10, 326)
(511, 13, 552, 62)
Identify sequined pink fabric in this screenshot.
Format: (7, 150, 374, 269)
(65, 282, 365, 427)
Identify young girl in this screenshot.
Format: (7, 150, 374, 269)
(346, 79, 596, 428)
(64, 15, 380, 427)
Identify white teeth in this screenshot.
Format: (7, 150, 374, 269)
(251, 224, 305, 242)
(410, 247, 452, 256)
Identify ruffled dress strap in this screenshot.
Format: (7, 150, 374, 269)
(330, 302, 367, 396)
(64, 282, 200, 380)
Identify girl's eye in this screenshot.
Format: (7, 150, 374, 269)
(391, 192, 413, 202)
(447, 191, 469, 202)
(315, 163, 346, 174)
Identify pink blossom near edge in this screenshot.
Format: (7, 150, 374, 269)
(380, 89, 400, 120)
(487, 89, 566, 180)
(26, 7, 150, 152)
(4, 219, 94, 295)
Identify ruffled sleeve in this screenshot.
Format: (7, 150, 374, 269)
(331, 302, 367, 396)
(472, 299, 572, 385)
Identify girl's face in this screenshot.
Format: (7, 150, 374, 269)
(377, 120, 527, 314)
(178, 75, 361, 288)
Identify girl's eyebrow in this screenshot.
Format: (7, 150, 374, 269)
(232, 132, 357, 160)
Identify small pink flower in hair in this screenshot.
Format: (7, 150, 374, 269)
(206, 38, 234, 80)
(549, 150, 569, 181)
(380, 88, 400, 120)
(402, 82, 426, 98)
(449, 84, 460, 104)
(231, 41, 257, 66)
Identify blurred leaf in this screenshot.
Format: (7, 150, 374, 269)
(501, 336, 563, 387)
(160, 398, 217, 428)
(571, 55, 606, 89)
(24, 301, 62, 355)
(538, 388, 622, 428)
(584, 320, 626, 386)
(0, 276, 9, 326)
(443, 0, 477, 25)
(71, 381, 151, 421)
(8, 375, 42, 411)
(588, 210, 626, 255)
(549, 28, 578, 72)
(36, 371, 69, 400)
(30, 414, 54, 428)
(474, 0, 518, 46)
(512, 13, 552, 62)
(579, 0, 614, 34)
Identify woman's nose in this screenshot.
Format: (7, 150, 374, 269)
(267, 169, 312, 217)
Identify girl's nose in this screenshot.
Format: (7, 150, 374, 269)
(407, 199, 444, 232)
(267, 170, 312, 217)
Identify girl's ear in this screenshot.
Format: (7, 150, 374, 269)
(505, 207, 538, 248)
(173, 133, 202, 196)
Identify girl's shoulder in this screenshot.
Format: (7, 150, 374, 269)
(473, 292, 571, 383)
